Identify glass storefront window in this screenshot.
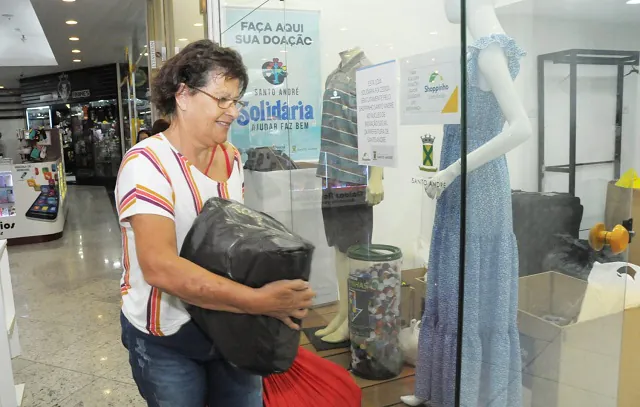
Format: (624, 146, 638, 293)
(208, 0, 640, 405)
(214, 0, 465, 404)
(459, 2, 638, 407)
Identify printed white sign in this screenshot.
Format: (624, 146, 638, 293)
(400, 47, 460, 125)
(149, 41, 157, 69)
(356, 60, 398, 168)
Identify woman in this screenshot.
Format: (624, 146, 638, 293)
(136, 129, 152, 143)
(151, 118, 170, 135)
(115, 39, 315, 407)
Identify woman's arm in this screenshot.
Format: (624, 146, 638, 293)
(130, 214, 315, 329)
(131, 214, 260, 313)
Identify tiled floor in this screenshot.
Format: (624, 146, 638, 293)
(9, 186, 146, 407)
(9, 185, 414, 407)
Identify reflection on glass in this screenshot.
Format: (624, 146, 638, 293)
(208, 0, 640, 406)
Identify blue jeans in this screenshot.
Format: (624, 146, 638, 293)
(120, 313, 262, 407)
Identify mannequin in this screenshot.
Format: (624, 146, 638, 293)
(402, 0, 530, 405)
(315, 47, 384, 344)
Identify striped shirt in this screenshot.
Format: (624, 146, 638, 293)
(115, 133, 244, 336)
(316, 51, 371, 185)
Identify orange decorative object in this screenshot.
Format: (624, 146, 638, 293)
(589, 222, 630, 254)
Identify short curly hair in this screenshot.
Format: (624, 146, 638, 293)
(151, 40, 249, 116)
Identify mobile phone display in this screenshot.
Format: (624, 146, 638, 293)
(26, 185, 59, 221)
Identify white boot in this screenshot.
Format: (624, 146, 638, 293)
(320, 318, 349, 343)
(400, 395, 427, 406)
(316, 249, 350, 341)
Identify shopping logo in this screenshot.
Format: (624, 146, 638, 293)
(261, 58, 288, 85)
(425, 70, 449, 94)
(428, 71, 444, 83)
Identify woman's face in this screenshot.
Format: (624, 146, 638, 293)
(180, 73, 242, 147)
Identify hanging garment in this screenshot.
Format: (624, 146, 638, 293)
(263, 347, 361, 407)
(416, 35, 525, 407)
(316, 50, 371, 185)
(180, 198, 314, 376)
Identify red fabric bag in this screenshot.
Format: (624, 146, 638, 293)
(263, 347, 361, 407)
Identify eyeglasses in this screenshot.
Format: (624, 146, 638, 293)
(190, 87, 247, 109)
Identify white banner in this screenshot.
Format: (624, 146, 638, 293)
(400, 47, 461, 125)
(356, 60, 398, 168)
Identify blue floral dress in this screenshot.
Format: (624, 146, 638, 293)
(415, 34, 526, 407)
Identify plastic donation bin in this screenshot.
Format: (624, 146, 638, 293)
(347, 244, 404, 380)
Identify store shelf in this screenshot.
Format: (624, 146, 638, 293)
(15, 383, 24, 407)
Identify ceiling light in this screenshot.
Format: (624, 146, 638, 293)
(0, 86, 4, 89)
(340, 27, 348, 31)
(69, 36, 79, 41)
(627, 0, 640, 3)
(72, 49, 81, 53)
(62, 0, 76, 2)
(178, 38, 188, 41)
(144, 52, 148, 56)
(73, 59, 81, 62)
(194, 22, 203, 27)
(65, 20, 78, 25)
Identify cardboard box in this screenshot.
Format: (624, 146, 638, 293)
(519, 272, 625, 407)
(604, 180, 640, 264)
(400, 268, 426, 326)
(618, 307, 640, 407)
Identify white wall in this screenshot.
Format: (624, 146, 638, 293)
(502, 16, 640, 232)
(222, 1, 640, 268)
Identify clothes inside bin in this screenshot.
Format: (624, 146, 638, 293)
(347, 244, 403, 380)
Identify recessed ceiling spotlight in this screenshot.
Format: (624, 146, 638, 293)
(69, 36, 79, 41)
(72, 49, 81, 53)
(194, 22, 203, 27)
(66, 20, 78, 25)
(73, 59, 81, 62)
(144, 52, 148, 56)
(178, 38, 188, 41)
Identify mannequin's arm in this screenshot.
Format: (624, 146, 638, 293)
(448, 45, 532, 178)
(366, 166, 384, 205)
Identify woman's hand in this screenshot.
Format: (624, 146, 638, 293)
(252, 280, 316, 330)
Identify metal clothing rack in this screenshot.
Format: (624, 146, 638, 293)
(537, 49, 640, 195)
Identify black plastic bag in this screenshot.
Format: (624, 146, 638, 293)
(542, 234, 624, 281)
(180, 198, 314, 375)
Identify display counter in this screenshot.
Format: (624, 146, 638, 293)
(0, 160, 68, 244)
